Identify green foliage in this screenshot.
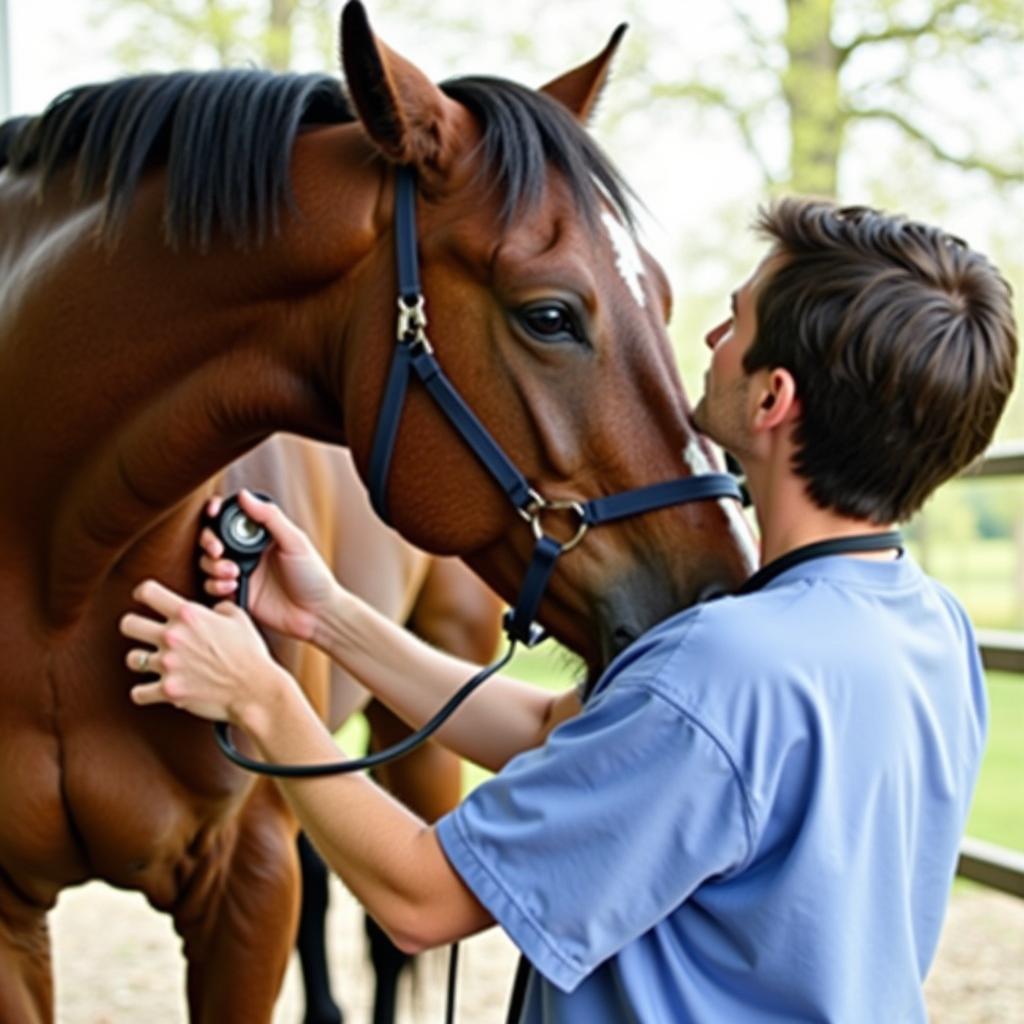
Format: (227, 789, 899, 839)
(88, 0, 336, 72)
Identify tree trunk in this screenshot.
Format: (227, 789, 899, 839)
(783, 0, 843, 196)
(205, 0, 234, 68)
(266, 0, 297, 71)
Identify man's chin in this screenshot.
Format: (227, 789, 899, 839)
(690, 399, 713, 439)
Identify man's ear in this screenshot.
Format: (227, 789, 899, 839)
(752, 368, 800, 432)
(539, 24, 626, 123)
(339, 0, 471, 175)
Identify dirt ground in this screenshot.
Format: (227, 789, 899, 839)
(50, 876, 1023, 1023)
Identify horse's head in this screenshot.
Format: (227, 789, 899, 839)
(334, 1, 755, 669)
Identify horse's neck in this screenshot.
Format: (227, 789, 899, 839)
(0, 134, 383, 625)
(46, 331, 338, 624)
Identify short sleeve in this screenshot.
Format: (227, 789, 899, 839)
(435, 681, 752, 992)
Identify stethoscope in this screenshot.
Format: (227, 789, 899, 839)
(208, 491, 519, 779)
(208, 490, 508, 1024)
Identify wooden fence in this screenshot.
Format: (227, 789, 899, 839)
(955, 441, 1024, 897)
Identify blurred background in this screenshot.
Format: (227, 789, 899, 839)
(2, 1, 1022, 1018)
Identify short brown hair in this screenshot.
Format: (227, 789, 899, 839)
(746, 198, 1018, 523)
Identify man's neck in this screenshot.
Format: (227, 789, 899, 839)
(746, 459, 897, 567)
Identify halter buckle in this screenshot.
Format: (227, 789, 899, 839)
(526, 497, 589, 553)
(397, 295, 430, 348)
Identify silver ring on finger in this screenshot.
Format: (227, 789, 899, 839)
(138, 649, 152, 673)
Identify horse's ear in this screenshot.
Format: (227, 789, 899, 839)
(339, 0, 467, 172)
(540, 24, 627, 123)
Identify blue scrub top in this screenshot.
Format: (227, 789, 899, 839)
(436, 554, 986, 1022)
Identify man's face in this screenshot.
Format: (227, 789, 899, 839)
(692, 253, 781, 456)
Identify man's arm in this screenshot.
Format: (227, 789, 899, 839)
(314, 586, 581, 771)
(242, 662, 494, 953)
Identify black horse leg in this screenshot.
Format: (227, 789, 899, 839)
(296, 832, 344, 1024)
(365, 912, 411, 1024)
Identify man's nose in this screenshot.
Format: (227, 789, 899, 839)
(704, 321, 725, 350)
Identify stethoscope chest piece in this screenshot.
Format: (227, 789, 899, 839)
(206, 492, 274, 603)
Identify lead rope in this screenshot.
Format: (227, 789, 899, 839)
(445, 940, 460, 1024)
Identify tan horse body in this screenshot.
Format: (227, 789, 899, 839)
(0, 4, 753, 1019)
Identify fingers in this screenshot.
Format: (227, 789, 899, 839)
(199, 526, 226, 560)
(238, 489, 305, 552)
(132, 579, 187, 619)
(205, 495, 223, 519)
(204, 575, 239, 599)
(125, 646, 160, 675)
(119, 612, 164, 646)
(199, 548, 239, 596)
(198, 548, 238, 578)
(198, 527, 240, 598)
(130, 681, 167, 706)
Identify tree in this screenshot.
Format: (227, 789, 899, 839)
(639, 0, 1024, 196)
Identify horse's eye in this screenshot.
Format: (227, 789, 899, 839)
(517, 302, 587, 346)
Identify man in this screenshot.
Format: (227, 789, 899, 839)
(121, 199, 1017, 1021)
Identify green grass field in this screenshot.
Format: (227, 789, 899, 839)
(967, 673, 1024, 851)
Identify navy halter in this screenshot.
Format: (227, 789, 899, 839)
(369, 166, 745, 647)
(215, 165, 746, 778)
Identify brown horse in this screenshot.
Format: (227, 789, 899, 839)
(0, 2, 754, 1020)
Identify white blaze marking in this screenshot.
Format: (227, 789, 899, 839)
(601, 211, 647, 309)
(683, 437, 759, 568)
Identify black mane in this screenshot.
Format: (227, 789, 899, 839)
(0, 70, 352, 247)
(0, 68, 634, 248)
(439, 75, 635, 230)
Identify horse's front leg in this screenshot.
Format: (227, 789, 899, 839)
(0, 876, 54, 1024)
(173, 781, 300, 1024)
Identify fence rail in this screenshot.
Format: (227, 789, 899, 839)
(957, 838, 1024, 899)
(962, 440, 1024, 479)
(977, 630, 1024, 675)
(955, 441, 1023, 899)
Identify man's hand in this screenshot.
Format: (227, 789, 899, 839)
(200, 489, 339, 641)
(121, 578, 290, 732)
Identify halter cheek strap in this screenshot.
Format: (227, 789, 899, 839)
(369, 166, 745, 646)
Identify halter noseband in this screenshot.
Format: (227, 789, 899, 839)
(368, 166, 745, 646)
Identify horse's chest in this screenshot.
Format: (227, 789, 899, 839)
(0, 603, 251, 897)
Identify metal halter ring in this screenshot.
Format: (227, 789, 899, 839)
(526, 497, 589, 552)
